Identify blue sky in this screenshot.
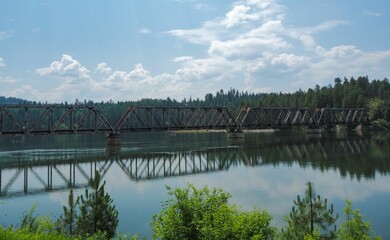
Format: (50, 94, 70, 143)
(0, 0, 389, 103)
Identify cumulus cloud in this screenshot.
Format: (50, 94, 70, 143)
(26, 0, 390, 102)
(96, 62, 112, 75)
(166, 0, 390, 93)
(299, 45, 390, 85)
(271, 53, 307, 67)
(36, 54, 90, 80)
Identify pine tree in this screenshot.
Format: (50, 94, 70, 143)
(281, 182, 338, 239)
(76, 170, 119, 238)
(57, 189, 78, 235)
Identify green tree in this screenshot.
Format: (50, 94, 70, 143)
(366, 98, 386, 121)
(77, 171, 119, 238)
(57, 189, 78, 236)
(20, 204, 56, 234)
(338, 200, 381, 240)
(151, 184, 276, 240)
(281, 182, 338, 239)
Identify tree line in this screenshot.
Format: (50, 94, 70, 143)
(1, 76, 390, 125)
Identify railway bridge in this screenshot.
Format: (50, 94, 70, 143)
(0, 105, 370, 143)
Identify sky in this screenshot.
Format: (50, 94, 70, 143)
(0, 0, 389, 103)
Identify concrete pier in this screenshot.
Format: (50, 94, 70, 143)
(106, 133, 121, 146)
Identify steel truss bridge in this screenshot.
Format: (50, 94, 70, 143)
(0, 137, 370, 199)
(0, 105, 369, 136)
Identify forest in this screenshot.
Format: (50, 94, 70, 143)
(1, 76, 390, 125)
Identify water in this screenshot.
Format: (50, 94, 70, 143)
(0, 130, 389, 238)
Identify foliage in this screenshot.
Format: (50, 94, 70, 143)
(0, 225, 74, 240)
(0, 225, 125, 240)
(338, 200, 381, 240)
(57, 189, 78, 235)
(76, 170, 119, 238)
(281, 182, 338, 239)
(151, 184, 276, 240)
(20, 204, 56, 234)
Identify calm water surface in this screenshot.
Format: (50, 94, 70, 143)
(0, 131, 389, 238)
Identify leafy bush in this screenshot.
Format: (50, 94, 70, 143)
(151, 184, 276, 240)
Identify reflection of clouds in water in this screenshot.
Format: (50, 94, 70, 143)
(169, 163, 390, 218)
(48, 189, 85, 208)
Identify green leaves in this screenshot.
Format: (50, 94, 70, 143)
(338, 200, 381, 240)
(151, 183, 276, 240)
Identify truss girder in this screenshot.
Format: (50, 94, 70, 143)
(0, 105, 370, 135)
(0, 105, 115, 135)
(236, 107, 369, 129)
(115, 106, 236, 132)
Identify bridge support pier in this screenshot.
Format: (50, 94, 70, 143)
(226, 128, 244, 138)
(106, 133, 121, 146)
(305, 128, 322, 134)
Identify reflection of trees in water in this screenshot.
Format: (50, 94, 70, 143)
(242, 135, 389, 180)
(0, 134, 389, 198)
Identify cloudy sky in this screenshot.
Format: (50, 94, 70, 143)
(0, 0, 389, 103)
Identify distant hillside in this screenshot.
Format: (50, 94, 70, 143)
(0, 96, 30, 105)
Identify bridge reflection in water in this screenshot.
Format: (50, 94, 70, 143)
(0, 134, 384, 199)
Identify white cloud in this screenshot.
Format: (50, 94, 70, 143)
(209, 37, 289, 59)
(0, 57, 5, 67)
(224, 4, 253, 28)
(173, 0, 214, 11)
(271, 53, 306, 67)
(96, 62, 112, 75)
(364, 10, 381, 17)
(0, 30, 14, 40)
(304, 20, 349, 34)
(300, 45, 390, 85)
(0, 76, 17, 83)
(20, 0, 390, 102)
(138, 28, 151, 34)
(168, 26, 220, 45)
(4, 85, 40, 100)
(36, 54, 90, 80)
(173, 56, 194, 62)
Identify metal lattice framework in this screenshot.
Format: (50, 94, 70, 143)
(0, 105, 115, 135)
(115, 106, 235, 132)
(236, 107, 369, 129)
(0, 105, 371, 135)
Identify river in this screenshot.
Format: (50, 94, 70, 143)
(0, 130, 389, 238)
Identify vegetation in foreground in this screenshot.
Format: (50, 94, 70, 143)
(0, 180, 382, 239)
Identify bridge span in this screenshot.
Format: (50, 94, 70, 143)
(0, 105, 370, 137)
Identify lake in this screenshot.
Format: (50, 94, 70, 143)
(0, 130, 389, 238)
